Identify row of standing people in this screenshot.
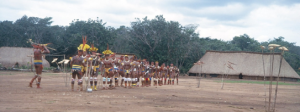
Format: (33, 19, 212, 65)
(70, 43, 180, 91)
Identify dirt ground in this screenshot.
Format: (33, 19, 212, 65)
(0, 71, 300, 112)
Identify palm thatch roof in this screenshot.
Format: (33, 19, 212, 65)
(188, 50, 300, 79)
(0, 47, 50, 68)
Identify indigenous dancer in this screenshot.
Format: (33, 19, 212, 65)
(166, 65, 170, 85)
(101, 46, 114, 89)
(89, 44, 100, 90)
(80, 37, 90, 80)
(121, 55, 132, 88)
(160, 63, 168, 85)
(144, 61, 151, 87)
(118, 56, 125, 87)
(139, 59, 147, 87)
(29, 44, 50, 88)
(148, 62, 155, 86)
(175, 66, 180, 85)
(70, 47, 85, 91)
(111, 53, 119, 87)
(131, 59, 139, 87)
(153, 61, 161, 86)
(169, 63, 176, 85)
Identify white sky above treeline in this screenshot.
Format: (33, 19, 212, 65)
(1, 0, 299, 45)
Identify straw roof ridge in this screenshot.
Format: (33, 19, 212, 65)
(206, 50, 281, 55)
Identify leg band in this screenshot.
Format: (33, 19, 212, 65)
(71, 78, 75, 84)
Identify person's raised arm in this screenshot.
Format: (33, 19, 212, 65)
(42, 45, 50, 54)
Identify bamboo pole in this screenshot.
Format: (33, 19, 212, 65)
(260, 46, 267, 112)
(268, 48, 274, 112)
(267, 44, 280, 112)
(194, 61, 204, 88)
(273, 47, 288, 111)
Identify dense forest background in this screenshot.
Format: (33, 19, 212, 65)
(0, 15, 299, 75)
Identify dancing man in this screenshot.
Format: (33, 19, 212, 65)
(29, 44, 50, 88)
(111, 53, 120, 87)
(89, 44, 100, 90)
(131, 59, 139, 87)
(121, 55, 132, 88)
(101, 45, 114, 89)
(169, 63, 175, 85)
(139, 59, 147, 87)
(80, 37, 90, 80)
(153, 61, 161, 86)
(160, 63, 168, 85)
(70, 46, 85, 91)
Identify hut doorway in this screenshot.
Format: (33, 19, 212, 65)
(239, 73, 243, 79)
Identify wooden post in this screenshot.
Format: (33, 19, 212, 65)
(27, 55, 34, 72)
(194, 61, 204, 88)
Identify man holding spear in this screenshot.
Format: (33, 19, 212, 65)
(80, 36, 90, 83)
(29, 44, 50, 88)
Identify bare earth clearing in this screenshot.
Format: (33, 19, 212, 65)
(0, 71, 299, 112)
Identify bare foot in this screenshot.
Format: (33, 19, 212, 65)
(28, 83, 32, 88)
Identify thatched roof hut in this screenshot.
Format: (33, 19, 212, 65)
(0, 47, 50, 68)
(188, 51, 300, 81)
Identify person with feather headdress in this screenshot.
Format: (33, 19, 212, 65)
(101, 44, 115, 90)
(78, 37, 90, 78)
(69, 43, 85, 91)
(88, 44, 101, 91)
(121, 55, 132, 88)
(28, 43, 50, 88)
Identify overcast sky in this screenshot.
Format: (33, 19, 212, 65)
(1, 0, 300, 45)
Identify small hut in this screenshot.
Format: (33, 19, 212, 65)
(188, 51, 300, 81)
(0, 47, 50, 68)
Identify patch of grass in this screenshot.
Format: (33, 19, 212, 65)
(216, 80, 300, 85)
(0, 72, 16, 75)
(45, 100, 55, 104)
